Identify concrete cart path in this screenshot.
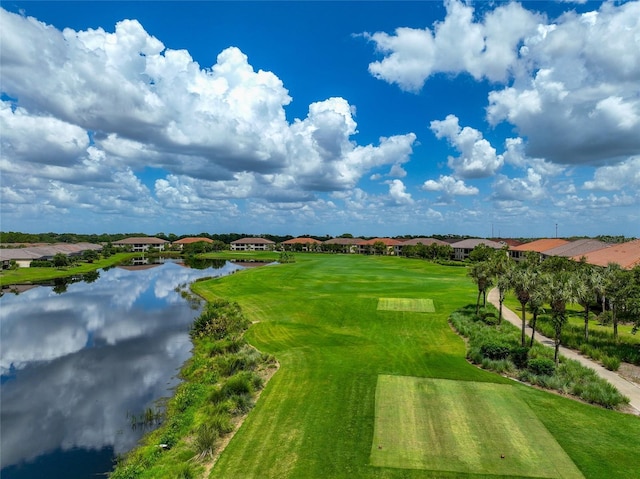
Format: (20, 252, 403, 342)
(487, 288, 640, 415)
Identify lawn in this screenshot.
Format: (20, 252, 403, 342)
(371, 376, 583, 478)
(0, 252, 136, 287)
(191, 254, 640, 479)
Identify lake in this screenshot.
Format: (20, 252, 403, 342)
(0, 259, 247, 478)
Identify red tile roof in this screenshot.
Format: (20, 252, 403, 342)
(281, 237, 322, 244)
(450, 238, 504, 249)
(543, 239, 609, 257)
(510, 238, 569, 253)
(400, 238, 448, 246)
(323, 237, 363, 245)
(358, 238, 403, 246)
(113, 237, 168, 245)
(173, 237, 214, 244)
(231, 237, 275, 244)
(571, 239, 640, 269)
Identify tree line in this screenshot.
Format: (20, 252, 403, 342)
(468, 247, 640, 365)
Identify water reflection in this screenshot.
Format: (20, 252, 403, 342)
(0, 260, 244, 477)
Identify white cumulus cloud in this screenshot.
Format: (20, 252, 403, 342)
(0, 8, 417, 228)
(430, 115, 503, 178)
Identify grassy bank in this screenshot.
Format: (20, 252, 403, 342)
(185, 254, 640, 478)
(0, 252, 137, 287)
(110, 300, 276, 479)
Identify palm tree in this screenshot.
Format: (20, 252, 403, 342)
(574, 263, 596, 343)
(544, 270, 577, 365)
(509, 266, 536, 347)
(528, 284, 546, 348)
(605, 263, 628, 342)
(490, 248, 513, 325)
(468, 262, 494, 316)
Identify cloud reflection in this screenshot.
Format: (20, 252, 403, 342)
(0, 261, 243, 469)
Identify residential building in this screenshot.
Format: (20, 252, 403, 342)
(509, 238, 569, 261)
(395, 237, 448, 256)
(281, 237, 322, 252)
(571, 239, 640, 269)
(113, 237, 169, 252)
(321, 237, 362, 254)
(450, 238, 504, 261)
(172, 237, 215, 250)
(230, 237, 276, 251)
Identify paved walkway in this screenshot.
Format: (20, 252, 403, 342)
(487, 288, 640, 415)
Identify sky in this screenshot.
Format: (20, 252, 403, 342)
(1, 1, 639, 239)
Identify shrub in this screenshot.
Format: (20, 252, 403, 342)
(231, 393, 254, 414)
(480, 341, 511, 360)
(527, 358, 555, 376)
(175, 463, 195, 479)
(209, 412, 234, 435)
(510, 346, 530, 369)
(193, 423, 219, 459)
(190, 300, 250, 340)
(602, 355, 621, 371)
(223, 372, 254, 397)
(598, 311, 613, 326)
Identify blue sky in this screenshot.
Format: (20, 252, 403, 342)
(1, 1, 639, 238)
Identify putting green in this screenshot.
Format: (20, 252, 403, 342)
(371, 375, 584, 478)
(377, 298, 435, 312)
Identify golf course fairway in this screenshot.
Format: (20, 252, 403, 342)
(191, 254, 640, 479)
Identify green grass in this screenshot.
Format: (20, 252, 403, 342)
(371, 375, 584, 478)
(187, 254, 640, 479)
(0, 253, 137, 287)
(377, 298, 435, 312)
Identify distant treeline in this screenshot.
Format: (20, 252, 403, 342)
(0, 231, 634, 245)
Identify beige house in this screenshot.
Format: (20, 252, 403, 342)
(172, 237, 215, 250)
(394, 237, 448, 256)
(0, 243, 102, 268)
(281, 237, 322, 251)
(322, 237, 362, 253)
(113, 237, 169, 252)
(230, 237, 276, 251)
(450, 238, 504, 261)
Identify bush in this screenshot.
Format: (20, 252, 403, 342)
(30, 260, 53, 268)
(223, 372, 254, 397)
(480, 341, 511, 360)
(510, 346, 530, 369)
(528, 358, 556, 376)
(602, 355, 621, 371)
(194, 423, 219, 459)
(598, 311, 613, 326)
(190, 300, 250, 340)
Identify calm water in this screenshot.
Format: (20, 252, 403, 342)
(0, 260, 245, 479)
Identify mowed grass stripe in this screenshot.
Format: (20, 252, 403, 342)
(378, 298, 435, 312)
(371, 376, 585, 479)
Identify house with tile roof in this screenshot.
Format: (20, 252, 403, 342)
(113, 237, 169, 252)
(281, 237, 322, 252)
(509, 238, 569, 261)
(450, 238, 504, 261)
(356, 238, 402, 255)
(172, 237, 215, 249)
(394, 237, 448, 256)
(322, 237, 363, 254)
(570, 239, 640, 269)
(230, 237, 276, 251)
(0, 243, 103, 268)
(541, 239, 610, 259)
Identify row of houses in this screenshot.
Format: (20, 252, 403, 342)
(0, 243, 103, 269)
(3, 235, 639, 270)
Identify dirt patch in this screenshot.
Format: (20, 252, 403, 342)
(618, 362, 640, 385)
